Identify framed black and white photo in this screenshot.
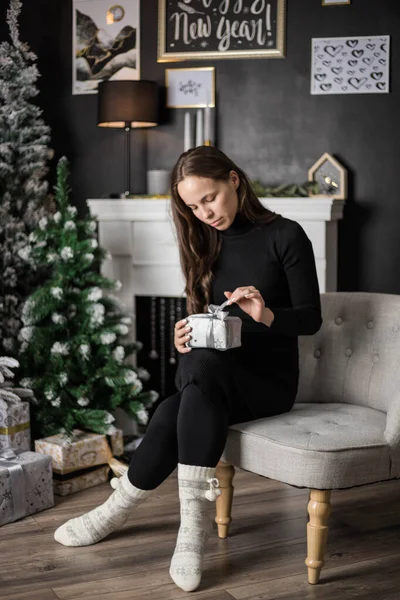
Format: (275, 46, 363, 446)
(158, 0, 286, 62)
(72, 0, 140, 95)
(166, 67, 216, 108)
(311, 35, 390, 95)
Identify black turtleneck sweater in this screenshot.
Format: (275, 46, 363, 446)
(175, 212, 322, 419)
(210, 212, 322, 379)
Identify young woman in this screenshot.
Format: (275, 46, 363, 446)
(54, 146, 322, 592)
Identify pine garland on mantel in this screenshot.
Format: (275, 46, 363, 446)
(251, 180, 321, 198)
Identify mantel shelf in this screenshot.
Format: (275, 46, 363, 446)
(88, 196, 345, 223)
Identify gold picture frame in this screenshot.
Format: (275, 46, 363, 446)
(322, 0, 351, 5)
(166, 67, 216, 108)
(158, 0, 286, 63)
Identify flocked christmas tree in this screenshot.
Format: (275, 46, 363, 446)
(0, 356, 33, 411)
(0, 0, 51, 357)
(18, 157, 158, 439)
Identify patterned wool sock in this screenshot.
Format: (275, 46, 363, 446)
(169, 463, 221, 592)
(54, 471, 151, 547)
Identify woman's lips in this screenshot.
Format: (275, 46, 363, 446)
(210, 217, 222, 226)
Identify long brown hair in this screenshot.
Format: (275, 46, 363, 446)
(170, 146, 277, 315)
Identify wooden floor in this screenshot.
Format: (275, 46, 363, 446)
(1, 468, 400, 600)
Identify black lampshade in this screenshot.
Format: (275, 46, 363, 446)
(97, 80, 158, 128)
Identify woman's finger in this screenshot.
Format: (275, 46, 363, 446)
(230, 290, 259, 303)
(228, 286, 258, 304)
(179, 346, 192, 353)
(176, 327, 191, 339)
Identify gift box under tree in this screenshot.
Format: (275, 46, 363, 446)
(35, 428, 124, 474)
(53, 464, 110, 496)
(0, 449, 54, 526)
(0, 357, 32, 453)
(34, 428, 126, 495)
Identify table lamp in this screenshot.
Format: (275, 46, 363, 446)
(97, 80, 158, 197)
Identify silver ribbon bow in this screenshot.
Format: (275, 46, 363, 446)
(207, 298, 231, 320)
(205, 300, 232, 347)
(0, 448, 26, 522)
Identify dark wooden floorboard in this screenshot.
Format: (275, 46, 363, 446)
(1, 469, 399, 599)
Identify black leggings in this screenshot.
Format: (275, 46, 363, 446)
(128, 349, 296, 490)
(127, 382, 252, 490)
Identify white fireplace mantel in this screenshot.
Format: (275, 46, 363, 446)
(87, 196, 345, 315)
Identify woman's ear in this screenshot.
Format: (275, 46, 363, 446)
(230, 170, 239, 190)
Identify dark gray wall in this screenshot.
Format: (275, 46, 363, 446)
(1, 0, 399, 293)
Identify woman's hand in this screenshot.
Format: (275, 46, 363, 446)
(224, 286, 274, 326)
(174, 318, 192, 353)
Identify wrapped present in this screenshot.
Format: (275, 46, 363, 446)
(53, 464, 110, 496)
(186, 301, 242, 351)
(0, 448, 54, 526)
(109, 428, 124, 457)
(0, 388, 32, 453)
(35, 428, 123, 475)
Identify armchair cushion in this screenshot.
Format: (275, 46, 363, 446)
(221, 403, 390, 490)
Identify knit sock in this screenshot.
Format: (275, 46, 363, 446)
(169, 463, 221, 592)
(54, 472, 151, 547)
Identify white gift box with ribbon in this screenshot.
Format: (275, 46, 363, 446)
(185, 300, 242, 351)
(0, 448, 54, 526)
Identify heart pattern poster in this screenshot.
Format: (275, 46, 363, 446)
(311, 35, 390, 95)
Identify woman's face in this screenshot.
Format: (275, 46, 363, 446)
(177, 170, 239, 230)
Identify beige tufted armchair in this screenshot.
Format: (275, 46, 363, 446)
(216, 292, 400, 584)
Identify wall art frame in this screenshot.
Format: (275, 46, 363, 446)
(158, 0, 286, 62)
(166, 67, 216, 108)
(311, 35, 390, 95)
(72, 0, 140, 95)
(322, 0, 351, 5)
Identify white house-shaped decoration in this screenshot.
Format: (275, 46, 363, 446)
(308, 153, 347, 200)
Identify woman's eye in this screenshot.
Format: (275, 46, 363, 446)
(206, 197, 215, 203)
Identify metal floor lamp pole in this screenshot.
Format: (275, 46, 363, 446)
(124, 124, 131, 197)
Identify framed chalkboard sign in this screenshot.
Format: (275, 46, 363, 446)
(158, 0, 286, 62)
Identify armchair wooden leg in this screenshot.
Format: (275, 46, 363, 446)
(305, 489, 332, 584)
(215, 461, 235, 539)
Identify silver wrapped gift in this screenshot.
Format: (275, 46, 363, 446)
(0, 386, 32, 453)
(0, 449, 54, 526)
(186, 301, 242, 351)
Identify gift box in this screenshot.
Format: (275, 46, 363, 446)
(53, 464, 110, 496)
(186, 302, 242, 351)
(0, 388, 32, 453)
(34, 428, 123, 475)
(109, 428, 124, 457)
(0, 449, 54, 526)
